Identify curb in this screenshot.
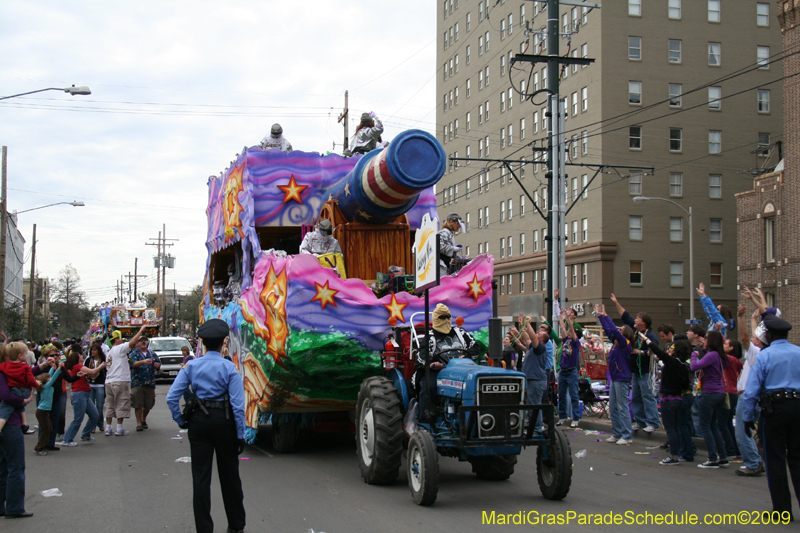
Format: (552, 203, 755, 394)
(576, 416, 709, 453)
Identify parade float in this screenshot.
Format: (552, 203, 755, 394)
(203, 129, 495, 448)
(97, 303, 161, 338)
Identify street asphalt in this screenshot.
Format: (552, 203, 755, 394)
(6, 387, 791, 532)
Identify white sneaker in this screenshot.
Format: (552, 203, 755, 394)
(630, 423, 641, 431)
(104, 427, 114, 436)
(570, 420, 580, 428)
(59, 441, 78, 447)
(605, 435, 619, 443)
(115, 428, 130, 436)
(616, 438, 631, 445)
(556, 419, 567, 426)
(643, 425, 657, 433)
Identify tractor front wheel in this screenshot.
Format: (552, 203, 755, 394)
(407, 430, 439, 506)
(469, 454, 518, 480)
(536, 427, 572, 500)
(356, 377, 403, 484)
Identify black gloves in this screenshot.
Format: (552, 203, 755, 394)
(237, 439, 246, 455)
(744, 421, 756, 439)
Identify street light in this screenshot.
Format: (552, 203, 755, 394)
(633, 196, 696, 323)
(15, 201, 85, 215)
(0, 85, 92, 101)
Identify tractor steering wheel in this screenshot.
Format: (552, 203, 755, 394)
(436, 348, 471, 364)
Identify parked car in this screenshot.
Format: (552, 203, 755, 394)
(149, 336, 193, 379)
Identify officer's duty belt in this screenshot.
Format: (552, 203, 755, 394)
(766, 389, 800, 402)
(200, 400, 228, 409)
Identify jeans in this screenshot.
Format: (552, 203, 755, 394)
(417, 371, 439, 421)
(609, 381, 632, 440)
(698, 392, 728, 462)
(526, 379, 548, 432)
(557, 368, 580, 421)
(660, 399, 683, 456)
(89, 387, 106, 430)
(691, 394, 701, 436)
(48, 394, 66, 447)
(0, 387, 30, 421)
(735, 394, 762, 469)
(631, 373, 660, 428)
(63, 391, 99, 443)
(721, 393, 740, 457)
(678, 394, 697, 460)
(0, 425, 26, 515)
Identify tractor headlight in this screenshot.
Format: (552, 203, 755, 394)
(509, 412, 521, 430)
(479, 414, 495, 431)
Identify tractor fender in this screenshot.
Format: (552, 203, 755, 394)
(387, 368, 410, 413)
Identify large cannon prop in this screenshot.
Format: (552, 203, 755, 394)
(320, 129, 446, 280)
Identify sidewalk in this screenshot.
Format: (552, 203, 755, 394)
(577, 413, 710, 452)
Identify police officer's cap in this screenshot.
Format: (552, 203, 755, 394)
(763, 313, 792, 334)
(198, 319, 230, 340)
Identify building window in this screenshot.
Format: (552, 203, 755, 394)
(571, 135, 578, 159)
(581, 87, 588, 111)
(454, 118, 459, 137)
(520, 233, 525, 255)
(478, 208, 483, 228)
(520, 271, 525, 293)
(478, 70, 484, 90)
(478, 242, 483, 254)
(479, 0, 483, 20)
(758, 89, 770, 113)
(629, 126, 642, 149)
(759, 132, 771, 155)
(670, 262, 683, 286)
(507, 198, 513, 220)
(507, 124, 513, 146)
(708, 86, 722, 109)
(582, 218, 588, 242)
(484, 206, 489, 225)
(765, 216, 775, 262)
(669, 0, 681, 19)
(757, 46, 770, 69)
(710, 263, 722, 286)
(582, 174, 588, 199)
(500, 201, 505, 222)
(484, 134, 489, 154)
(571, 220, 578, 244)
(581, 43, 588, 68)
(533, 270, 539, 291)
(466, 113, 471, 132)
(507, 237, 512, 258)
(500, 18, 506, 40)
(708, 0, 720, 22)
(669, 40, 682, 63)
(708, 42, 721, 66)
(669, 128, 682, 152)
(485, 65, 490, 86)
(466, 11, 471, 31)
(466, 176, 471, 197)
(485, 31, 490, 52)
(669, 84, 682, 107)
(629, 0, 641, 16)
(630, 261, 643, 285)
(500, 275, 505, 294)
(670, 217, 683, 242)
(533, 229, 539, 252)
(500, 91, 506, 113)
(478, 35, 484, 56)
(571, 92, 578, 115)
(520, 118, 526, 140)
(709, 175, 722, 198)
(709, 130, 722, 153)
(710, 219, 722, 242)
(500, 237, 505, 258)
(757, 3, 770, 26)
(465, 212, 470, 231)
(629, 81, 642, 104)
(629, 215, 643, 240)
(669, 173, 683, 196)
(629, 172, 642, 195)
(571, 264, 578, 287)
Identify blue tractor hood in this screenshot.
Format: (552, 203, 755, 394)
(436, 359, 526, 401)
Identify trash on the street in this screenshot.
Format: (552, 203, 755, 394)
(645, 446, 659, 449)
(613, 472, 627, 476)
(574, 449, 587, 458)
(650, 455, 659, 458)
(584, 430, 600, 435)
(589, 467, 594, 471)
(40, 488, 62, 497)
(634, 452, 649, 455)
(171, 436, 182, 440)
(179, 429, 188, 433)
(240, 457, 251, 460)
(175, 457, 192, 463)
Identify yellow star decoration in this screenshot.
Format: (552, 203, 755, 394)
(311, 280, 339, 310)
(277, 175, 308, 204)
(356, 209, 372, 220)
(383, 293, 408, 324)
(344, 183, 351, 197)
(467, 273, 487, 302)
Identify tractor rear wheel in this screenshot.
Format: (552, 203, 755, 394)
(407, 430, 439, 506)
(536, 427, 572, 500)
(469, 454, 518, 480)
(271, 414, 299, 454)
(356, 377, 403, 484)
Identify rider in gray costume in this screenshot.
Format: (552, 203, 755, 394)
(260, 123, 293, 153)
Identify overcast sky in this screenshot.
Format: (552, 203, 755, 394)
(1, 0, 436, 306)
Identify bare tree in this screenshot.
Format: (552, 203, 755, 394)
(50, 264, 91, 338)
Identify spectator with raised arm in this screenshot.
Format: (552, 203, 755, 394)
(690, 330, 730, 469)
(596, 304, 634, 445)
(513, 313, 548, 433)
(697, 282, 735, 338)
(610, 293, 660, 432)
(556, 310, 581, 428)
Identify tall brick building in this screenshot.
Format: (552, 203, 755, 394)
(736, 1, 799, 344)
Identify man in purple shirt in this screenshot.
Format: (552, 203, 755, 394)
(557, 310, 582, 428)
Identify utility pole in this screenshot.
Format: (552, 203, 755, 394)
(0, 146, 7, 331)
(146, 225, 177, 336)
(120, 275, 125, 304)
(126, 258, 146, 303)
(27, 224, 36, 341)
(337, 90, 349, 152)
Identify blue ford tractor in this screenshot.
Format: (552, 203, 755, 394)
(355, 313, 572, 506)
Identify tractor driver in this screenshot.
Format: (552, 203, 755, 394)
(299, 219, 342, 256)
(412, 303, 480, 420)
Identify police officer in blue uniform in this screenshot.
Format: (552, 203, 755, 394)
(167, 319, 246, 533)
(741, 313, 800, 519)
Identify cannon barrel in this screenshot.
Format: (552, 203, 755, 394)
(325, 129, 446, 225)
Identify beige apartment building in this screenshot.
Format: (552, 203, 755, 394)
(437, 0, 782, 328)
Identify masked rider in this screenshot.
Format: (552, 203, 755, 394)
(299, 219, 342, 256)
(259, 123, 293, 153)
